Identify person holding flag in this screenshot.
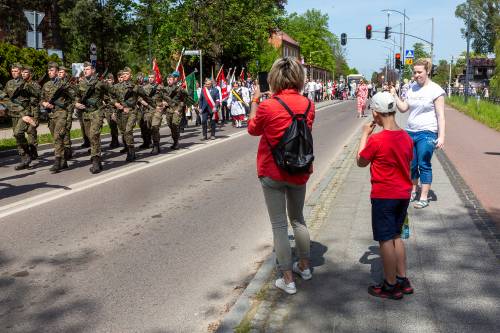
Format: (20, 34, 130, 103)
(216, 66, 229, 124)
(198, 78, 219, 140)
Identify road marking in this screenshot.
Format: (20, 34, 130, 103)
(0, 100, 351, 219)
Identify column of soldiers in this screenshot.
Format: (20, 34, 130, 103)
(1, 62, 187, 175)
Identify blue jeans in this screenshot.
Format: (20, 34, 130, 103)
(407, 130, 437, 184)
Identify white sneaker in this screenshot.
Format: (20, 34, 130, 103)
(275, 278, 297, 294)
(293, 262, 312, 280)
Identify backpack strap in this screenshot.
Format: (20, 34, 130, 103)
(274, 96, 311, 118)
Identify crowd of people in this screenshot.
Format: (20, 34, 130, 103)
(0, 61, 258, 174)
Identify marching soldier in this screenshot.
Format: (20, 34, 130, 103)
(110, 67, 152, 161)
(3, 63, 39, 170)
(40, 62, 75, 173)
(152, 72, 184, 152)
(57, 65, 75, 160)
(102, 73, 120, 148)
(137, 73, 156, 149)
(20, 65, 41, 160)
(74, 61, 110, 174)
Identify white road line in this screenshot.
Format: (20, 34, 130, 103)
(0, 100, 350, 219)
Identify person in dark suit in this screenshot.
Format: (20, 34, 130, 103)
(198, 79, 220, 140)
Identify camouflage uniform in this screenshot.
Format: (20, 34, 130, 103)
(138, 81, 157, 149)
(153, 82, 185, 151)
(3, 65, 40, 170)
(40, 69, 74, 173)
(74, 70, 110, 173)
(102, 74, 119, 148)
(21, 66, 41, 159)
(109, 70, 152, 161)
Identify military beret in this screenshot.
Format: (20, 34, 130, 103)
(83, 61, 93, 68)
(58, 65, 69, 72)
(22, 65, 32, 72)
(122, 67, 132, 73)
(167, 74, 174, 79)
(106, 73, 114, 79)
(48, 62, 59, 69)
(117, 70, 123, 76)
(172, 71, 180, 78)
(11, 63, 23, 70)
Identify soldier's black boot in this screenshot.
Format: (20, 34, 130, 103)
(126, 147, 136, 162)
(98, 155, 103, 171)
(80, 139, 91, 149)
(64, 147, 73, 160)
(50, 157, 62, 173)
(89, 156, 101, 174)
(60, 157, 68, 170)
(14, 155, 30, 170)
(109, 137, 120, 149)
(170, 138, 179, 150)
(139, 141, 151, 149)
(150, 142, 160, 155)
(119, 145, 128, 154)
(29, 144, 38, 160)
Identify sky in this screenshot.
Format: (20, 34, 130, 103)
(286, 0, 467, 78)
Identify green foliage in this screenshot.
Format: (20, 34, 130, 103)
(432, 59, 451, 87)
(247, 41, 281, 74)
(413, 42, 430, 61)
(0, 42, 60, 84)
(490, 38, 500, 95)
(455, 0, 500, 54)
(283, 9, 339, 73)
(447, 96, 500, 131)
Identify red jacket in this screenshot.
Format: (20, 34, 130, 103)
(248, 89, 315, 185)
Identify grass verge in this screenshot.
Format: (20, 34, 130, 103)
(446, 96, 500, 131)
(0, 125, 112, 151)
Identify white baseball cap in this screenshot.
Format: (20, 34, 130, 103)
(370, 92, 396, 113)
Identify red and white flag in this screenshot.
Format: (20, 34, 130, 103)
(152, 58, 162, 84)
(239, 67, 245, 82)
(216, 66, 229, 100)
(176, 62, 186, 87)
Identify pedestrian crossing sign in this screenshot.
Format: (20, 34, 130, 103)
(405, 58, 413, 65)
(405, 50, 414, 58)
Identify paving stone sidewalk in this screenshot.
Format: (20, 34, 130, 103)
(242, 124, 500, 332)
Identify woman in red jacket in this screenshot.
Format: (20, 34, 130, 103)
(248, 57, 315, 295)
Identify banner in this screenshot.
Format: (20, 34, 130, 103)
(152, 58, 162, 84)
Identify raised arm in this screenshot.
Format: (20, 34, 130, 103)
(390, 87, 409, 113)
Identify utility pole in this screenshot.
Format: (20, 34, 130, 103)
(430, 17, 434, 64)
(147, 24, 153, 66)
(464, 1, 471, 103)
(448, 56, 453, 97)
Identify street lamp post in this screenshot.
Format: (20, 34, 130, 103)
(464, 0, 471, 103)
(147, 24, 153, 66)
(382, 9, 409, 78)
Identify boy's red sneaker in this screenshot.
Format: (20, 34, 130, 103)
(368, 282, 403, 300)
(396, 277, 414, 294)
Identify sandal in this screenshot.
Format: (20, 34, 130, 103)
(413, 200, 429, 209)
(410, 191, 418, 202)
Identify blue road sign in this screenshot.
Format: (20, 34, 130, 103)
(405, 50, 415, 58)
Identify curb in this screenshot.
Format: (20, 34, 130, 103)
(436, 150, 500, 261)
(216, 107, 365, 333)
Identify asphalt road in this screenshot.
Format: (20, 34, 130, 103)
(0, 100, 363, 333)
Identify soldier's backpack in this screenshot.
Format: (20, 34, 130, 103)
(267, 96, 314, 174)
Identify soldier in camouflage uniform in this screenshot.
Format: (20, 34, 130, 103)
(138, 73, 158, 151)
(102, 73, 120, 148)
(74, 61, 110, 174)
(110, 67, 153, 161)
(3, 63, 39, 170)
(40, 62, 75, 173)
(57, 66, 75, 160)
(20, 65, 41, 160)
(152, 72, 184, 152)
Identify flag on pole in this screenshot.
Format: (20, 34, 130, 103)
(216, 66, 229, 100)
(185, 71, 198, 106)
(239, 67, 245, 82)
(176, 62, 186, 83)
(152, 58, 162, 84)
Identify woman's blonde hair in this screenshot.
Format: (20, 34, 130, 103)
(414, 58, 432, 74)
(267, 57, 305, 94)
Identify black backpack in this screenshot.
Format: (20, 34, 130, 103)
(267, 96, 314, 174)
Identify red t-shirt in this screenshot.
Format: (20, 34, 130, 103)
(247, 89, 315, 185)
(359, 130, 413, 199)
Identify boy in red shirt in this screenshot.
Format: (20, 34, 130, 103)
(357, 92, 414, 300)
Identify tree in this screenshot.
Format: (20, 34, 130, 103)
(413, 42, 430, 60)
(455, 0, 500, 54)
(490, 38, 500, 95)
(431, 59, 450, 87)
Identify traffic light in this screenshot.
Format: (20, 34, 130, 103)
(341, 33, 347, 46)
(384, 26, 391, 39)
(365, 24, 372, 39)
(431, 64, 438, 76)
(395, 53, 402, 69)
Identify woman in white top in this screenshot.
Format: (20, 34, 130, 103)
(227, 82, 247, 128)
(391, 58, 445, 209)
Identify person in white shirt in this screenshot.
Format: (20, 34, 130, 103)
(307, 79, 316, 101)
(227, 82, 247, 128)
(391, 58, 445, 209)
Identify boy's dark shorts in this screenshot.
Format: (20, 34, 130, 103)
(371, 199, 410, 241)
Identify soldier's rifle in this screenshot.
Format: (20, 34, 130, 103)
(41, 84, 66, 114)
